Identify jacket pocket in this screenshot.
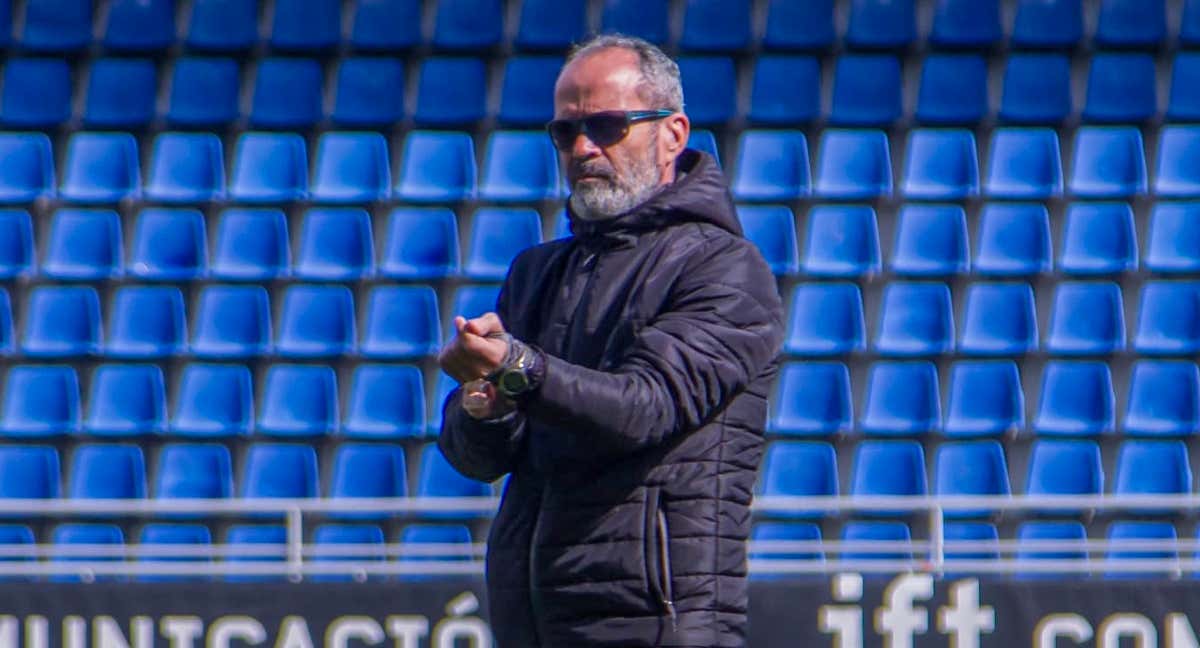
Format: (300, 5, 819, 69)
(642, 486, 678, 629)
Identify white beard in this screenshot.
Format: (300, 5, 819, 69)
(568, 138, 663, 221)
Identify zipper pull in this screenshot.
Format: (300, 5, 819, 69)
(582, 252, 597, 269)
(664, 599, 678, 633)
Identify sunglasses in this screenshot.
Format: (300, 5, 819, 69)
(546, 110, 675, 150)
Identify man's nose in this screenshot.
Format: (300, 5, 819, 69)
(571, 131, 602, 158)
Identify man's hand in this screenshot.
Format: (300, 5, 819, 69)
(438, 312, 510, 384)
(461, 378, 515, 420)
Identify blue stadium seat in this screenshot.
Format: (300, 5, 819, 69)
(432, 0, 502, 51)
(229, 133, 308, 203)
(276, 286, 355, 358)
(999, 55, 1072, 125)
(902, 130, 978, 200)
(166, 58, 240, 128)
(0, 366, 79, 437)
(945, 361, 1024, 437)
(959, 282, 1038, 355)
(974, 203, 1052, 276)
(329, 444, 408, 518)
(20, 0, 91, 52)
(349, 0, 421, 51)
(0, 210, 32, 278)
(223, 525, 285, 582)
(22, 287, 101, 357)
(269, 0, 339, 51)
(417, 443, 493, 501)
(0, 133, 52, 202)
(680, 0, 751, 52)
(249, 58, 323, 129)
(600, 0, 668, 45)
(784, 283, 866, 356)
(398, 524, 474, 577)
(137, 524, 212, 582)
(381, 208, 460, 279)
(396, 131, 477, 202)
(770, 362, 851, 436)
(170, 365, 253, 438)
(1155, 127, 1200, 197)
(749, 56, 820, 126)
(310, 524, 385, 581)
(102, 0, 174, 52)
(1011, 0, 1083, 48)
(1083, 54, 1157, 124)
(1126, 361, 1200, 437)
(241, 444, 319, 499)
(844, 0, 915, 49)
(890, 204, 968, 276)
(943, 522, 1000, 568)
(860, 362, 941, 435)
(145, 133, 226, 203)
(1026, 439, 1103, 498)
(758, 441, 837, 518)
(930, 0, 1001, 47)
(1133, 281, 1200, 355)
(42, 209, 122, 280)
(814, 130, 892, 199)
(60, 133, 141, 203)
(498, 57, 561, 127)
(361, 286, 440, 360)
(464, 208, 542, 280)
(840, 521, 912, 563)
(258, 365, 337, 437)
(1069, 127, 1147, 198)
(762, 0, 833, 50)
(934, 441, 1011, 518)
(1095, 0, 1166, 48)
(514, 0, 585, 50)
(185, 0, 257, 51)
(294, 208, 375, 281)
(1034, 361, 1116, 436)
(985, 129, 1063, 198)
(479, 132, 560, 202)
(1058, 202, 1137, 275)
(95, 279, 166, 358)
(414, 58, 487, 127)
(736, 205, 799, 276)
(50, 524, 124, 582)
(446, 285, 500, 329)
(1046, 282, 1126, 355)
(678, 57, 737, 126)
(426, 371, 458, 435)
(1105, 521, 1178, 579)
(874, 283, 953, 356)
(0, 291, 18, 356)
(128, 208, 207, 281)
(687, 130, 721, 164)
(1015, 521, 1087, 577)
(1168, 53, 1200, 122)
(749, 522, 823, 576)
(1183, 0, 1200, 47)
(0, 445, 60, 499)
(830, 56, 902, 127)
(344, 365, 426, 438)
(1114, 440, 1192, 497)
(732, 131, 810, 201)
(850, 440, 927, 499)
(916, 55, 988, 126)
(84, 365, 166, 437)
(210, 209, 290, 281)
(190, 285, 272, 358)
(331, 58, 405, 127)
(0, 59, 70, 127)
(83, 58, 156, 128)
(68, 444, 146, 499)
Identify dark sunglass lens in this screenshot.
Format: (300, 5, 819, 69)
(548, 120, 579, 149)
(584, 113, 630, 147)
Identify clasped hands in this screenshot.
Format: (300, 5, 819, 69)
(437, 312, 514, 420)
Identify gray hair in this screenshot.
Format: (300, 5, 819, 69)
(564, 34, 684, 112)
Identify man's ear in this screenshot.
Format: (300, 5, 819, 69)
(662, 113, 690, 156)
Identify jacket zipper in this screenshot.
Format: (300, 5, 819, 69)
(656, 508, 678, 633)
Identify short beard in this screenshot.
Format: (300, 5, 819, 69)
(568, 135, 663, 222)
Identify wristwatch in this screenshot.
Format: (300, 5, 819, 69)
(486, 337, 543, 400)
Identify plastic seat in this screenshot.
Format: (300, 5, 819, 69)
(60, 133, 140, 203)
(398, 524, 474, 577)
(464, 208, 543, 280)
(479, 132, 560, 202)
(190, 285, 272, 358)
(944, 361, 1025, 437)
(1105, 521, 1178, 579)
(687, 130, 721, 165)
(349, 0, 421, 51)
(1058, 203, 1137, 275)
(974, 203, 1052, 276)
(22, 287, 101, 357)
(42, 209, 122, 280)
(84, 365, 166, 436)
(344, 365, 426, 438)
(902, 130, 978, 200)
(0, 366, 79, 437)
(413, 58, 487, 127)
(1046, 282, 1126, 355)
(170, 365, 252, 438)
(498, 56, 561, 127)
(396, 131, 477, 203)
(860, 362, 941, 435)
(959, 282, 1038, 355)
(758, 441, 837, 518)
(248, 58, 322, 129)
(331, 58, 405, 127)
(145, 133, 226, 203)
(762, 0, 833, 50)
(930, 0, 1000, 47)
(329, 444, 408, 518)
(999, 55, 1072, 125)
(1033, 361, 1115, 436)
(736, 205, 799, 276)
(381, 208, 460, 279)
(0, 59, 70, 128)
(1167, 53, 1200, 122)
(1114, 440, 1192, 497)
(82, 59, 156, 128)
(514, 0, 585, 50)
(934, 441, 1011, 518)
(1095, 0, 1165, 48)
(311, 133, 390, 204)
(850, 440, 927, 499)
(229, 133, 308, 203)
(814, 130, 892, 199)
(916, 55, 987, 126)
(1184, 0, 1200, 47)
(732, 131, 810, 201)
(361, 286, 441, 359)
(1155, 127, 1200, 198)
(310, 524, 385, 580)
(276, 286, 355, 358)
(50, 524, 124, 581)
(102, 0, 173, 52)
(128, 209, 207, 281)
(240, 444, 319, 499)
(1069, 127, 1147, 198)
(432, 0, 502, 50)
(1026, 439, 1103, 498)
(0, 210, 32, 278)
(1133, 281, 1200, 355)
(943, 522, 1000, 567)
(446, 285, 500, 332)
(108, 284, 187, 359)
(426, 371, 459, 435)
(830, 56, 901, 127)
(890, 204, 968, 277)
(20, 0, 91, 52)
(874, 283, 953, 356)
(1124, 361, 1200, 436)
(677, 57, 737, 126)
(294, 208, 375, 281)
(0, 290, 19, 356)
(166, 58, 240, 128)
(845, 0, 915, 49)
(137, 524, 212, 582)
(269, 0, 339, 51)
(417, 443, 492, 501)
(679, 0, 750, 51)
(749, 522, 824, 576)
(185, 0, 257, 51)
(223, 525, 285, 581)
(1015, 521, 1087, 578)
(840, 521, 912, 563)
(748, 56, 821, 126)
(1083, 54, 1157, 124)
(210, 209, 290, 281)
(770, 362, 851, 436)
(985, 129, 1063, 198)
(600, 0, 668, 45)
(68, 444, 146, 499)
(0, 134, 53, 203)
(784, 283, 866, 356)
(1011, 0, 1083, 48)
(0, 445, 60, 499)
(258, 365, 337, 437)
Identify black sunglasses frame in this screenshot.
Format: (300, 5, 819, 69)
(546, 110, 675, 150)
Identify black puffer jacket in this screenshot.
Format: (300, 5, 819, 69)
(439, 150, 785, 648)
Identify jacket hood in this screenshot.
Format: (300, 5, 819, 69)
(567, 149, 742, 240)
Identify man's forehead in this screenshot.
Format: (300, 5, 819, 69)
(554, 49, 646, 110)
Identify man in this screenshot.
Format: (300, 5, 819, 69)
(438, 34, 785, 647)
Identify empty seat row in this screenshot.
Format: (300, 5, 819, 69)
(785, 280, 1199, 357)
(773, 360, 1200, 438)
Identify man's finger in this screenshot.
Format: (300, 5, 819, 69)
(453, 316, 468, 332)
(465, 312, 505, 336)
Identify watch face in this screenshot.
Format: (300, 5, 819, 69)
(499, 370, 530, 395)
